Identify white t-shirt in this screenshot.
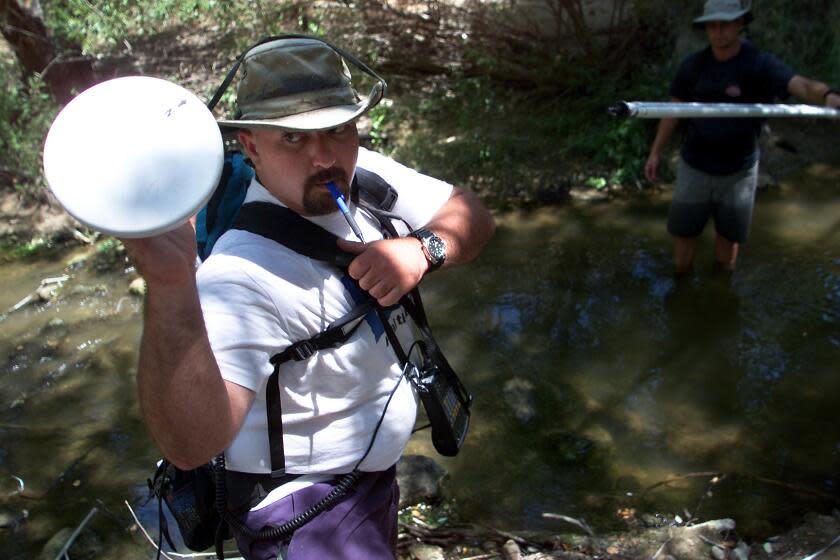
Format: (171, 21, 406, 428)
(196, 148, 453, 475)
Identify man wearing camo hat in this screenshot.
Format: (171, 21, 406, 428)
(124, 36, 495, 559)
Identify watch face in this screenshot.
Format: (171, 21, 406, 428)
(427, 236, 446, 262)
(412, 228, 446, 268)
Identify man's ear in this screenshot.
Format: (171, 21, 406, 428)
(237, 129, 258, 163)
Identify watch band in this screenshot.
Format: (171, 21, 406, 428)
(410, 227, 445, 271)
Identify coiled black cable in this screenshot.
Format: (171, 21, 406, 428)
(212, 362, 410, 558)
(213, 455, 363, 558)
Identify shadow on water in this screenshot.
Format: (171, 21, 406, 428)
(2, 157, 840, 556)
(411, 156, 840, 536)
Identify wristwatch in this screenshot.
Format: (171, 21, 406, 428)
(410, 227, 446, 271)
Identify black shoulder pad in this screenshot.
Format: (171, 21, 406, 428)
(354, 168, 398, 212)
(233, 202, 354, 269)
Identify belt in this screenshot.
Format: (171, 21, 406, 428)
(225, 470, 302, 515)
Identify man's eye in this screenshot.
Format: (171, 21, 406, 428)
(329, 125, 348, 135)
(284, 132, 303, 144)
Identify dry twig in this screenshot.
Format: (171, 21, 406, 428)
(53, 507, 98, 560)
(123, 500, 242, 559)
(801, 533, 840, 560)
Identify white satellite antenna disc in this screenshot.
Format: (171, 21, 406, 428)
(43, 76, 224, 238)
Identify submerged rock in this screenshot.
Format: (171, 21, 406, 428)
(0, 509, 17, 529)
(542, 430, 593, 464)
(41, 318, 66, 332)
(128, 277, 146, 296)
(503, 377, 536, 422)
(39, 528, 73, 559)
(397, 454, 448, 508)
(408, 543, 445, 560)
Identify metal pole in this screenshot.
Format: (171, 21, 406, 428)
(609, 101, 840, 119)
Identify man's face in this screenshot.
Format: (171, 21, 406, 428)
(704, 19, 743, 50)
(237, 123, 360, 216)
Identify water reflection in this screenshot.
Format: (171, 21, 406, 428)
(418, 157, 840, 533)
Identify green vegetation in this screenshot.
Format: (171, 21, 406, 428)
(45, 0, 262, 52)
(749, 0, 840, 80)
(89, 237, 127, 273)
(0, 234, 62, 261)
(0, 69, 58, 194)
(398, 500, 457, 529)
(0, 0, 837, 215)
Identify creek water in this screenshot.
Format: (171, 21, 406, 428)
(2, 158, 839, 557)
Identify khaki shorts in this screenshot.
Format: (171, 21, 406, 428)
(667, 157, 759, 243)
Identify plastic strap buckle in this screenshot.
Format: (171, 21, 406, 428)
(291, 341, 316, 361)
(403, 362, 425, 391)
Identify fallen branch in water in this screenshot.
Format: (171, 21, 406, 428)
(53, 507, 97, 560)
(641, 471, 721, 496)
(802, 533, 840, 560)
(642, 470, 840, 504)
(542, 513, 595, 537)
(19, 445, 95, 500)
(6, 474, 24, 497)
(6, 274, 70, 313)
(745, 474, 840, 503)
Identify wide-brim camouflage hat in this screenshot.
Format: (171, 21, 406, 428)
(217, 37, 384, 131)
(693, 0, 753, 27)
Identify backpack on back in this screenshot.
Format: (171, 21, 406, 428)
(195, 151, 255, 261)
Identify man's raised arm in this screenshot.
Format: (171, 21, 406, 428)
(122, 222, 254, 470)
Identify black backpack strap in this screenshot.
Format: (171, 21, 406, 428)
(230, 186, 422, 473)
(262, 301, 373, 475)
(232, 202, 354, 269)
(353, 168, 410, 238)
(262, 367, 286, 476)
(232, 202, 379, 474)
(353, 168, 398, 212)
(270, 301, 374, 365)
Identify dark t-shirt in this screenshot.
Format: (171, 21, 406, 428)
(670, 40, 794, 175)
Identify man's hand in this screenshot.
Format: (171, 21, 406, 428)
(788, 76, 840, 108)
(337, 236, 429, 306)
(121, 220, 198, 288)
(644, 152, 661, 182)
(644, 113, 680, 184)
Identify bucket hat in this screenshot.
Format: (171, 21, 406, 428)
(693, 0, 753, 27)
(216, 37, 385, 131)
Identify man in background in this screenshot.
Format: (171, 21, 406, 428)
(644, 0, 840, 276)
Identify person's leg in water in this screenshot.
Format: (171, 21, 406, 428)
(711, 161, 758, 275)
(668, 157, 712, 278)
(713, 233, 739, 273)
(673, 235, 698, 278)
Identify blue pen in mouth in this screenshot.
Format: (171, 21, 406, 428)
(327, 181, 365, 243)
